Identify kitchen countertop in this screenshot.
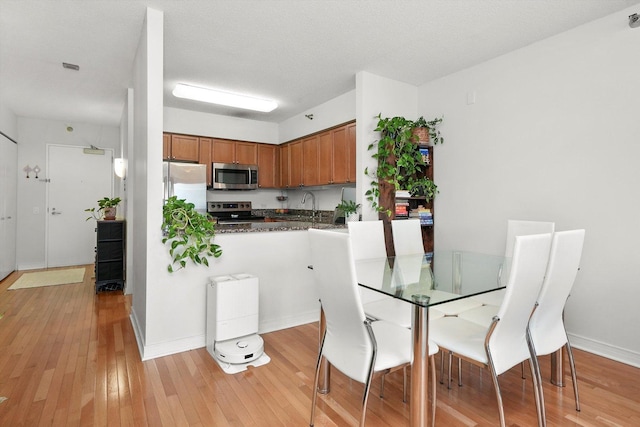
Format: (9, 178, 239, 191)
(215, 220, 346, 233)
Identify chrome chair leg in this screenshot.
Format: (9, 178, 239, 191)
(310, 348, 325, 426)
(565, 341, 581, 411)
(431, 355, 437, 427)
(488, 362, 506, 427)
(527, 328, 546, 427)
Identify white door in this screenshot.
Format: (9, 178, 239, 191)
(0, 138, 18, 280)
(46, 145, 114, 268)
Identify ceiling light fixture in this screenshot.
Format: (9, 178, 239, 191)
(172, 83, 278, 112)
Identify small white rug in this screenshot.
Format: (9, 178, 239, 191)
(8, 268, 85, 290)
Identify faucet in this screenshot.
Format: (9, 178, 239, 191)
(301, 191, 316, 220)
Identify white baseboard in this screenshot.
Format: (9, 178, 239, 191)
(16, 263, 45, 271)
(568, 332, 640, 368)
(259, 310, 320, 335)
(128, 309, 320, 361)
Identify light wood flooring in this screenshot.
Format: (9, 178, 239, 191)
(1, 265, 639, 426)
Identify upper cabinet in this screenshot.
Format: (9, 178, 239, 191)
(164, 120, 355, 190)
(282, 121, 356, 188)
(317, 123, 356, 185)
(164, 134, 200, 162)
(199, 138, 213, 187)
(257, 144, 280, 188)
(212, 139, 258, 165)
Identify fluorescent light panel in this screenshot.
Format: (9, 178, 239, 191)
(173, 83, 278, 112)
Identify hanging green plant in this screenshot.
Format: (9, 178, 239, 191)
(364, 114, 442, 216)
(162, 196, 222, 273)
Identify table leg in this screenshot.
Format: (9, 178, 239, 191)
(550, 348, 564, 387)
(318, 306, 330, 394)
(410, 295, 430, 427)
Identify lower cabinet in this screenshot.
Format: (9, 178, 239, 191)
(95, 220, 126, 293)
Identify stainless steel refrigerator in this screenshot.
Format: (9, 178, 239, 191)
(163, 162, 207, 213)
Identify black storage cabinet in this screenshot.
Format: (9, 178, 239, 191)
(95, 220, 125, 293)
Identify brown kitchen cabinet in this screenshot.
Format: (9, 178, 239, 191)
(346, 122, 357, 183)
(199, 137, 213, 187)
(302, 135, 319, 186)
(279, 143, 290, 188)
(317, 122, 356, 185)
(164, 134, 200, 162)
(212, 139, 258, 165)
(288, 140, 304, 187)
(257, 143, 279, 188)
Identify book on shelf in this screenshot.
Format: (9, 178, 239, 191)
(395, 190, 411, 199)
(420, 147, 430, 165)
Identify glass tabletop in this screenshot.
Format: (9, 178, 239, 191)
(355, 251, 509, 307)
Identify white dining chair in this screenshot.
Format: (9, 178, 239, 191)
(472, 219, 555, 307)
(308, 229, 439, 427)
(529, 229, 585, 412)
(355, 220, 444, 328)
(391, 218, 424, 256)
(430, 233, 552, 427)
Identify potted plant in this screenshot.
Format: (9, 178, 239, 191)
(336, 199, 361, 222)
(162, 196, 222, 273)
(412, 116, 444, 145)
(85, 196, 122, 220)
(365, 114, 441, 216)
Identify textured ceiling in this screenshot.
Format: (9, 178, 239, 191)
(1, 0, 638, 126)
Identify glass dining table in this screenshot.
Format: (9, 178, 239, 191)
(317, 250, 508, 427)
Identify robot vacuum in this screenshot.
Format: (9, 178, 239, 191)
(214, 334, 264, 364)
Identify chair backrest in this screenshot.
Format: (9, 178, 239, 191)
(348, 220, 387, 260)
(505, 220, 555, 258)
(489, 233, 552, 375)
(391, 219, 424, 256)
(529, 229, 585, 356)
(308, 229, 373, 384)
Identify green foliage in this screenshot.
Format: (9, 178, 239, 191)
(413, 116, 444, 144)
(335, 199, 361, 215)
(85, 197, 122, 220)
(365, 114, 441, 216)
(162, 196, 222, 273)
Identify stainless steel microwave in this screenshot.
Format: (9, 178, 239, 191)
(211, 162, 258, 190)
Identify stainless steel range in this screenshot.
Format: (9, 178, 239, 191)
(207, 201, 265, 224)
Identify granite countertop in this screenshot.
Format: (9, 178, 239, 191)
(215, 209, 347, 233)
(215, 220, 346, 233)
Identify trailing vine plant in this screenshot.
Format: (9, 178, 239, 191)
(365, 114, 443, 216)
(162, 196, 222, 273)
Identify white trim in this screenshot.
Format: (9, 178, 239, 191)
(568, 332, 640, 368)
(130, 308, 319, 361)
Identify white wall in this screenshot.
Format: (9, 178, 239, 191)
(279, 90, 355, 143)
(164, 106, 279, 144)
(355, 71, 418, 220)
(14, 118, 119, 269)
(419, 7, 640, 366)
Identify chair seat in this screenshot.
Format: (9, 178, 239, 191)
(364, 298, 445, 329)
(369, 320, 413, 371)
(430, 316, 490, 365)
(457, 304, 500, 327)
(470, 288, 506, 306)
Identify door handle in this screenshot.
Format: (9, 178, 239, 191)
(52, 211, 62, 215)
